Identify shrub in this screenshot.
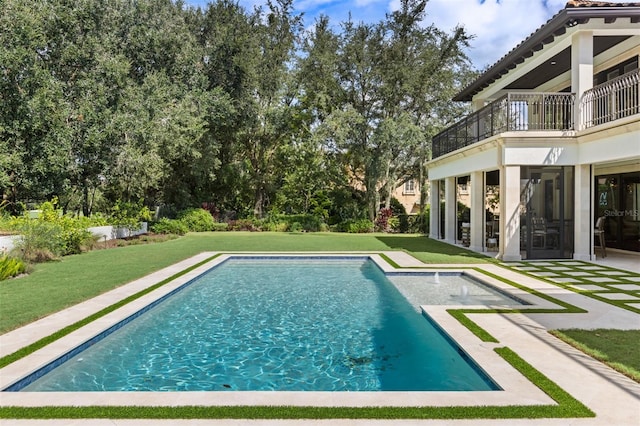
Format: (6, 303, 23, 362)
(59, 223, 95, 255)
(11, 220, 63, 262)
(151, 218, 189, 235)
(0, 255, 26, 280)
(200, 202, 219, 220)
(288, 214, 323, 232)
(392, 214, 411, 233)
(6, 198, 99, 261)
(413, 207, 429, 234)
(260, 221, 277, 232)
(390, 197, 408, 216)
(110, 200, 152, 229)
(0, 214, 16, 235)
(83, 213, 109, 227)
(336, 219, 374, 233)
(227, 219, 262, 231)
(178, 208, 215, 232)
(211, 222, 229, 232)
(388, 216, 400, 232)
(37, 199, 95, 255)
(375, 208, 393, 232)
(265, 214, 325, 232)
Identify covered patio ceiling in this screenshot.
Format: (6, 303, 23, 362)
(454, 2, 640, 101)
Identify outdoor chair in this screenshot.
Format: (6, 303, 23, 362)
(531, 217, 560, 249)
(531, 217, 547, 248)
(594, 216, 606, 258)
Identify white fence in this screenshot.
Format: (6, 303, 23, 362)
(88, 223, 148, 241)
(0, 235, 20, 254)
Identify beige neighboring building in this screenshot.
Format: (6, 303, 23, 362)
(392, 179, 422, 214)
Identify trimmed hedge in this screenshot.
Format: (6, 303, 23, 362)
(334, 219, 374, 233)
(178, 208, 216, 232)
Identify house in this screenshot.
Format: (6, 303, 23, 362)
(391, 179, 422, 215)
(427, 0, 639, 261)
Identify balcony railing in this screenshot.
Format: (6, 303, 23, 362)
(432, 92, 575, 158)
(582, 68, 640, 129)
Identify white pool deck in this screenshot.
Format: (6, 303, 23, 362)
(1, 251, 639, 425)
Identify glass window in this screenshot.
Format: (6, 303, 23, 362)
(404, 180, 415, 194)
(597, 172, 640, 252)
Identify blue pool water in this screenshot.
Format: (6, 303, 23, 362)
(17, 258, 500, 392)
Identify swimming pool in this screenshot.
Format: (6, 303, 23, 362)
(9, 257, 509, 392)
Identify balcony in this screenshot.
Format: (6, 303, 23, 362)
(432, 92, 575, 158)
(432, 68, 639, 159)
(582, 68, 639, 129)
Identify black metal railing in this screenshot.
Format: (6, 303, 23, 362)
(432, 92, 575, 158)
(582, 68, 639, 128)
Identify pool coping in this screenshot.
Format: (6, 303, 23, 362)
(1, 251, 639, 423)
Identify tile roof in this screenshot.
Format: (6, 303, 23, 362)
(566, 1, 640, 7)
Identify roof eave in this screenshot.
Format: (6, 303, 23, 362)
(453, 6, 640, 102)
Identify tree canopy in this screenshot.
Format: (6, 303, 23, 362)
(0, 0, 475, 222)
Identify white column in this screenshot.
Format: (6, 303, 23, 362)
(571, 32, 594, 257)
(470, 171, 485, 252)
(472, 99, 485, 112)
(574, 164, 592, 260)
(500, 166, 522, 261)
(444, 177, 457, 244)
(429, 180, 440, 239)
(572, 31, 593, 131)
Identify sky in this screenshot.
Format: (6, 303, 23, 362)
(182, 0, 569, 69)
(183, 0, 630, 69)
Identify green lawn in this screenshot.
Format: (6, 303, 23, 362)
(0, 232, 490, 333)
(550, 329, 640, 382)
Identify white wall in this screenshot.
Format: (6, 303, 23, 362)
(429, 142, 500, 180)
(578, 122, 640, 165)
(503, 143, 578, 166)
(0, 235, 20, 254)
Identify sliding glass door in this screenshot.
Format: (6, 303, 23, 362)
(521, 166, 574, 259)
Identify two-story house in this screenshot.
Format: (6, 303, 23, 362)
(392, 179, 422, 215)
(427, 0, 639, 261)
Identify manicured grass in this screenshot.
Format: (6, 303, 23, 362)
(498, 260, 640, 314)
(550, 329, 640, 383)
(0, 232, 488, 334)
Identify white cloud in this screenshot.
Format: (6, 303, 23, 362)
(416, 0, 563, 68)
(400, 0, 632, 67)
(189, 0, 626, 68)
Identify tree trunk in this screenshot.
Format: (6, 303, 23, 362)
(383, 162, 392, 210)
(364, 172, 378, 221)
(419, 161, 426, 214)
(82, 183, 91, 217)
(253, 184, 264, 218)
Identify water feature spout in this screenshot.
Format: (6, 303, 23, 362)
(434, 272, 440, 284)
(460, 284, 469, 298)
